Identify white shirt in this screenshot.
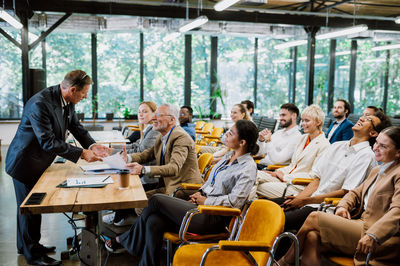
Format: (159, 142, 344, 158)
(363, 161, 394, 210)
(327, 117, 345, 141)
(257, 125, 302, 165)
(307, 140, 377, 208)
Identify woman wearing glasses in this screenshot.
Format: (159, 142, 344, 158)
(279, 126, 400, 265)
(105, 120, 259, 266)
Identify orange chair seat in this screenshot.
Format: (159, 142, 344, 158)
(164, 232, 230, 245)
(328, 256, 354, 266)
(173, 243, 254, 266)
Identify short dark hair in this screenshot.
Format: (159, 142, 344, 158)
(235, 119, 259, 155)
(336, 99, 351, 117)
(367, 106, 384, 114)
(369, 111, 392, 147)
(280, 103, 299, 117)
(241, 100, 255, 115)
(61, 70, 92, 91)
(180, 106, 193, 115)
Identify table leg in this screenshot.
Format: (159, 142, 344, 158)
(80, 212, 101, 266)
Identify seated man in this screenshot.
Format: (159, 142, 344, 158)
(103, 104, 202, 226)
(273, 111, 392, 258)
(363, 105, 383, 116)
(326, 99, 354, 144)
(179, 105, 196, 141)
(256, 103, 302, 169)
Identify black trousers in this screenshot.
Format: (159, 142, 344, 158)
(118, 194, 229, 266)
(13, 178, 43, 262)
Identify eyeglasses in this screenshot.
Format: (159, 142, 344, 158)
(362, 115, 378, 132)
(154, 113, 173, 118)
(71, 74, 88, 87)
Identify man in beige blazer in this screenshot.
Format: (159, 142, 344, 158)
(126, 103, 202, 196)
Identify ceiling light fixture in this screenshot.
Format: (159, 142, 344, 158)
(179, 15, 208, 33)
(371, 43, 400, 51)
(316, 24, 368, 40)
(274, 39, 307, 50)
(214, 0, 240, 12)
(0, 8, 23, 29)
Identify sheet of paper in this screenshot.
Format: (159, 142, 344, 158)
(80, 163, 113, 172)
(101, 153, 127, 170)
(66, 175, 113, 187)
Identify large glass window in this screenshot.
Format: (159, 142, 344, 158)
(191, 34, 211, 119)
(46, 32, 92, 116)
(143, 30, 184, 107)
(388, 48, 400, 116)
(97, 32, 141, 118)
(295, 45, 307, 111)
(257, 38, 290, 117)
(354, 40, 386, 114)
(0, 29, 22, 119)
(334, 39, 351, 103)
(313, 39, 330, 113)
(217, 36, 254, 118)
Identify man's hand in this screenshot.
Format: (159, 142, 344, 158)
(335, 206, 351, 219)
(120, 145, 128, 162)
(281, 196, 308, 211)
(90, 144, 111, 157)
(126, 162, 143, 175)
(189, 192, 207, 205)
(259, 128, 272, 142)
(357, 234, 377, 255)
(275, 170, 285, 182)
(81, 149, 102, 162)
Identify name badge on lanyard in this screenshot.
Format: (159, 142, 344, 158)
(210, 159, 229, 186)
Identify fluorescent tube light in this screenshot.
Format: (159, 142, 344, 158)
(372, 43, 400, 51)
(395, 16, 400, 24)
(316, 24, 368, 40)
(163, 32, 180, 42)
(179, 16, 208, 33)
(274, 39, 307, 50)
(214, 0, 241, 12)
(0, 8, 23, 29)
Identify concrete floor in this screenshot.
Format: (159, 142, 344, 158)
(0, 145, 142, 266)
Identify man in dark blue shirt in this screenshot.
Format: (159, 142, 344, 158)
(179, 106, 196, 141)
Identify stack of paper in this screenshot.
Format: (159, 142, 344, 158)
(66, 175, 114, 187)
(80, 153, 128, 175)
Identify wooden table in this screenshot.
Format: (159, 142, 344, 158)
(20, 160, 148, 265)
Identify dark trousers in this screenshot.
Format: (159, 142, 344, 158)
(269, 198, 317, 259)
(13, 178, 43, 262)
(118, 194, 229, 266)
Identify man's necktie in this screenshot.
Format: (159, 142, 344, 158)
(63, 104, 69, 131)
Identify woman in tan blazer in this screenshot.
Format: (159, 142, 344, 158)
(256, 104, 330, 198)
(279, 126, 400, 266)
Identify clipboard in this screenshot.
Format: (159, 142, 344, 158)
(56, 180, 107, 188)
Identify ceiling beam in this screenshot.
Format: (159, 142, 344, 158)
(24, 0, 400, 31)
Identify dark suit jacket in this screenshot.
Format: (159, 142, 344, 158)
(325, 118, 354, 144)
(6, 85, 95, 186)
(130, 126, 202, 195)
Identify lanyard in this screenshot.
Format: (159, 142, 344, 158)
(210, 159, 230, 185)
(161, 126, 175, 165)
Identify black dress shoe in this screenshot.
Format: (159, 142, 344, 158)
(27, 254, 61, 266)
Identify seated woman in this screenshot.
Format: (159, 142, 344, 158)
(105, 120, 259, 266)
(202, 103, 252, 163)
(279, 126, 400, 265)
(256, 104, 330, 199)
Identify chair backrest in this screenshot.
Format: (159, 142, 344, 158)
(347, 113, 361, 125)
(201, 123, 214, 134)
(323, 117, 332, 133)
(258, 117, 277, 133)
(237, 200, 285, 265)
(195, 121, 206, 131)
(203, 164, 215, 182)
(253, 116, 262, 129)
(197, 153, 213, 174)
(391, 118, 400, 127)
(210, 127, 224, 138)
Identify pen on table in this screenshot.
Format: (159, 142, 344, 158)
(102, 176, 110, 182)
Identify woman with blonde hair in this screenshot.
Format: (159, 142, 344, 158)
(254, 104, 330, 199)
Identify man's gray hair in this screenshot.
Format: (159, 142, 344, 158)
(161, 103, 179, 125)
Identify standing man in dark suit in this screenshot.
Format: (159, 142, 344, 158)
(6, 70, 109, 265)
(326, 99, 354, 144)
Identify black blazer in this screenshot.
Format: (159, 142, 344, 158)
(6, 85, 95, 186)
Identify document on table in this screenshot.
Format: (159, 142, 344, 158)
(102, 153, 127, 169)
(80, 153, 128, 174)
(66, 175, 114, 187)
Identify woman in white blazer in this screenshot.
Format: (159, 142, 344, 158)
(256, 104, 330, 198)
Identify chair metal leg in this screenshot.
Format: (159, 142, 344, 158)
(166, 239, 172, 266)
(200, 245, 219, 266)
(267, 232, 299, 266)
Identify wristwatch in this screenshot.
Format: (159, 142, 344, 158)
(140, 167, 146, 176)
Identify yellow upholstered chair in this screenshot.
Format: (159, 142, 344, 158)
(196, 123, 215, 143)
(195, 121, 206, 131)
(173, 200, 299, 266)
(197, 153, 213, 175)
(126, 124, 140, 131)
(200, 128, 225, 146)
(195, 144, 202, 155)
(266, 164, 288, 170)
(291, 178, 314, 186)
